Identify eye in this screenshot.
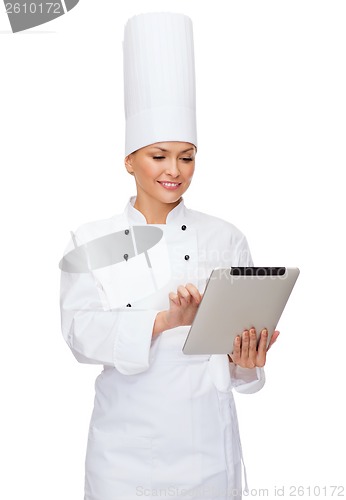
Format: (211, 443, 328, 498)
(181, 157, 193, 162)
(153, 156, 165, 160)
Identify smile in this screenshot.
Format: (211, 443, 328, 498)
(157, 181, 182, 190)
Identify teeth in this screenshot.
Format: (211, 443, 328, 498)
(161, 182, 179, 187)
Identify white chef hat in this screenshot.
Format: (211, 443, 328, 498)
(123, 12, 197, 156)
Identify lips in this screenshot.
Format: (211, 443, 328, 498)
(157, 181, 182, 190)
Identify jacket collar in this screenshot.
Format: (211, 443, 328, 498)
(125, 195, 187, 225)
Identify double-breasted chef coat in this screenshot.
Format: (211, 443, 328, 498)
(59, 195, 266, 500)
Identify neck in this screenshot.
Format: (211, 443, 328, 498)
(134, 194, 182, 224)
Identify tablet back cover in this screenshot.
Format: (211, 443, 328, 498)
(182, 267, 300, 354)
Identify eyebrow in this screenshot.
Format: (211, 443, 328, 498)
(150, 147, 195, 153)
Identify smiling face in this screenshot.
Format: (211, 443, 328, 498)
(124, 141, 196, 223)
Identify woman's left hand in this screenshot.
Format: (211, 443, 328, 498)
(228, 328, 280, 368)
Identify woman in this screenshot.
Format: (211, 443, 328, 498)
(59, 12, 278, 500)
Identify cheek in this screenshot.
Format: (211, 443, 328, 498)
(185, 164, 195, 181)
(136, 159, 161, 181)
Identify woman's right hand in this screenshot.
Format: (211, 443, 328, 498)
(153, 283, 202, 336)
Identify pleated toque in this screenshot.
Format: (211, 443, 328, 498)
(123, 12, 197, 156)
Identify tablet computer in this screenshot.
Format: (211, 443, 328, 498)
(182, 267, 300, 355)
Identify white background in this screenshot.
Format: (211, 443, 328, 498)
(1, 1, 345, 498)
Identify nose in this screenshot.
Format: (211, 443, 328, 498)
(164, 159, 180, 178)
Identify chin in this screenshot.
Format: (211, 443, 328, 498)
(159, 194, 182, 204)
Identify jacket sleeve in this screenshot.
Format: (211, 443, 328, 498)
(230, 364, 266, 394)
(59, 234, 161, 375)
(207, 355, 265, 394)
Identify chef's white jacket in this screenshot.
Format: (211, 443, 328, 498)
(59, 196, 265, 500)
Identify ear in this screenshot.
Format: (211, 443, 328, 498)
(124, 154, 134, 175)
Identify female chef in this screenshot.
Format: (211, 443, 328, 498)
(59, 12, 278, 500)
